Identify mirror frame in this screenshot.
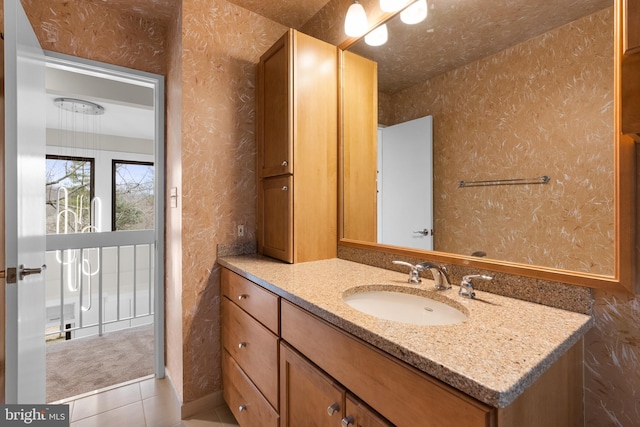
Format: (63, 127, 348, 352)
(337, 0, 637, 293)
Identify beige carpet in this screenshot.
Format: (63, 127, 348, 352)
(46, 324, 154, 402)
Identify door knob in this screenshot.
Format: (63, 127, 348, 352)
(413, 229, 433, 236)
(19, 264, 46, 280)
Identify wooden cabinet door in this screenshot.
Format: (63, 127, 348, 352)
(342, 394, 392, 427)
(258, 31, 292, 178)
(280, 342, 345, 427)
(624, 0, 640, 54)
(259, 175, 293, 262)
(341, 50, 378, 243)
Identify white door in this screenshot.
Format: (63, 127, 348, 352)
(378, 116, 434, 250)
(4, 0, 48, 403)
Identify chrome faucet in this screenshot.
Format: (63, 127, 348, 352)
(459, 274, 492, 299)
(392, 261, 452, 290)
(418, 262, 452, 290)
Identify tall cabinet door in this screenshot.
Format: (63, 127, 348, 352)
(260, 175, 293, 262)
(258, 32, 292, 178)
(621, 0, 640, 136)
(280, 342, 344, 427)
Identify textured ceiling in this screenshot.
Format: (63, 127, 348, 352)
(92, 0, 179, 23)
(226, 0, 332, 29)
(96, 0, 333, 28)
(348, 0, 613, 94)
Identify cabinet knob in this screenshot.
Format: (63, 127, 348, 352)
(281, 186, 288, 191)
(239, 405, 247, 412)
(238, 342, 247, 349)
(238, 294, 248, 301)
(341, 416, 354, 427)
(281, 160, 288, 166)
(326, 403, 340, 416)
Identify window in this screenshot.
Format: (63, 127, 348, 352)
(112, 161, 155, 231)
(46, 156, 95, 234)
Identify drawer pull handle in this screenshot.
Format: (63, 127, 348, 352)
(238, 294, 248, 301)
(342, 416, 354, 427)
(238, 342, 247, 349)
(281, 160, 288, 166)
(326, 403, 340, 416)
(239, 405, 247, 412)
(282, 186, 288, 191)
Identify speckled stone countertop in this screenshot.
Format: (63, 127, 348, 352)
(218, 255, 593, 408)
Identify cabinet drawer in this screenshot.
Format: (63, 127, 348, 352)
(223, 350, 279, 427)
(222, 297, 279, 408)
(281, 300, 494, 427)
(222, 268, 279, 334)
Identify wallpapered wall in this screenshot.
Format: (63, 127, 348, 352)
(176, 0, 285, 402)
(14, 0, 640, 424)
(382, 9, 614, 276)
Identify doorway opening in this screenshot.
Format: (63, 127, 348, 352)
(42, 53, 165, 403)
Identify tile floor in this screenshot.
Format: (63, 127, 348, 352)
(54, 377, 239, 427)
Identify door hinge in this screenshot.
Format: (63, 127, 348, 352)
(1, 268, 17, 284)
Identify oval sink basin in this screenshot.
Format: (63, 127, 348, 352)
(343, 290, 467, 326)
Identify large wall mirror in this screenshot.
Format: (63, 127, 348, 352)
(339, 0, 636, 292)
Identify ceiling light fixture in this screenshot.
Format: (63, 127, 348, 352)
(400, 0, 428, 25)
(54, 97, 105, 115)
(365, 24, 388, 46)
(344, 1, 368, 37)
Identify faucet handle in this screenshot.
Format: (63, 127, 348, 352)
(418, 262, 452, 290)
(392, 260, 422, 283)
(459, 275, 492, 299)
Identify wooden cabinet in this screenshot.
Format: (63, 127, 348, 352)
(280, 299, 583, 427)
(280, 300, 493, 427)
(221, 269, 280, 425)
(257, 29, 338, 263)
(341, 50, 378, 243)
(259, 176, 293, 262)
(280, 341, 391, 427)
(280, 342, 344, 427)
(620, 0, 640, 136)
(221, 268, 583, 427)
(624, 0, 640, 54)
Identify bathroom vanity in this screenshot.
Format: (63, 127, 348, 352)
(219, 256, 592, 427)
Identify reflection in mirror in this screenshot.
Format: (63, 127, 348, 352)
(342, 0, 615, 276)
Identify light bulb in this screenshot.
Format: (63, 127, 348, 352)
(344, 1, 369, 37)
(400, 0, 428, 25)
(365, 24, 388, 46)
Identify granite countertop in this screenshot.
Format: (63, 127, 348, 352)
(218, 254, 593, 408)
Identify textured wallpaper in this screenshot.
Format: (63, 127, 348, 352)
(178, 0, 286, 402)
(21, 0, 169, 75)
(382, 8, 615, 276)
(586, 290, 640, 426)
